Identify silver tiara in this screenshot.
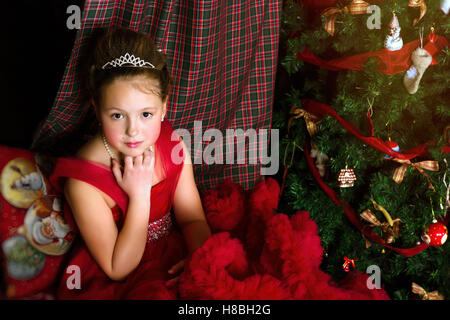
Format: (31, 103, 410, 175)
(101, 52, 155, 69)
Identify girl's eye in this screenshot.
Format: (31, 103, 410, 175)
(142, 112, 153, 119)
(111, 113, 123, 120)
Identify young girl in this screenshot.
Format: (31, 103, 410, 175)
(50, 28, 211, 299)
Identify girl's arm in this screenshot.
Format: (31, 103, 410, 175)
(64, 152, 154, 281)
(64, 180, 149, 281)
(172, 141, 211, 253)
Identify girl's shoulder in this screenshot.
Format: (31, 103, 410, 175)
(74, 133, 111, 169)
(157, 121, 186, 169)
(159, 120, 182, 143)
(52, 133, 117, 208)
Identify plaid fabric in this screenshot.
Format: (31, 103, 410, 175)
(31, 0, 281, 191)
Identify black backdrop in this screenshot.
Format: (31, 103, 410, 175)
(4, 0, 83, 149)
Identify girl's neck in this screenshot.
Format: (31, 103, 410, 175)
(77, 131, 165, 186)
(75, 131, 119, 167)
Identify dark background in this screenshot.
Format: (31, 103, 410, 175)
(4, 0, 83, 149)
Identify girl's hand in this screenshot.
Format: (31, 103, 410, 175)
(111, 149, 155, 200)
(166, 259, 185, 288)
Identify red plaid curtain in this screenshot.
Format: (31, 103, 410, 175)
(31, 0, 281, 190)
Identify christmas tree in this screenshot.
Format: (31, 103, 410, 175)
(274, 0, 449, 300)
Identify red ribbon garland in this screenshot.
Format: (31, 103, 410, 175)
(288, 26, 449, 256)
(296, 32, 449, 76)
(299, 99, 450, 256)
(301, 99, 429, 160)
(302, 99, 450, 256)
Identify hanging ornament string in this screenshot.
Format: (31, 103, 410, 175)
(386, 120, 392, 141)
(430, 197, 436, 220)
(419, 26, 424, 49)
(321, 0, 370, 36)
(409, 0, 427, 26)
(443, 159, 449, 213)
(366, 97, 375, 137)
(280, 139, 303, 198)
(367, 97, 374, 117)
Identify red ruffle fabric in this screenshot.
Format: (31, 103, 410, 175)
(178, 178, 390, 300)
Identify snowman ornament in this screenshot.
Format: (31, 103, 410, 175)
(384, 13, 403, 51)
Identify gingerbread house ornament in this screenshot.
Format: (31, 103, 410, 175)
(338, 166, 356, 188)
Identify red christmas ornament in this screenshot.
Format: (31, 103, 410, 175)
(384, 140, 399, 158)
(385, 140, 399, 151)
(342, 256, 357, 272)
(421, 219, 448, 246)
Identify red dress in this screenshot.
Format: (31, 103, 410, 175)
(49, 121, 187, 299)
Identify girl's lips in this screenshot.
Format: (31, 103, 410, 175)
(125, 141, 143, 148)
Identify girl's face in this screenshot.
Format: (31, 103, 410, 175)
(96, 77, 167, 158)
